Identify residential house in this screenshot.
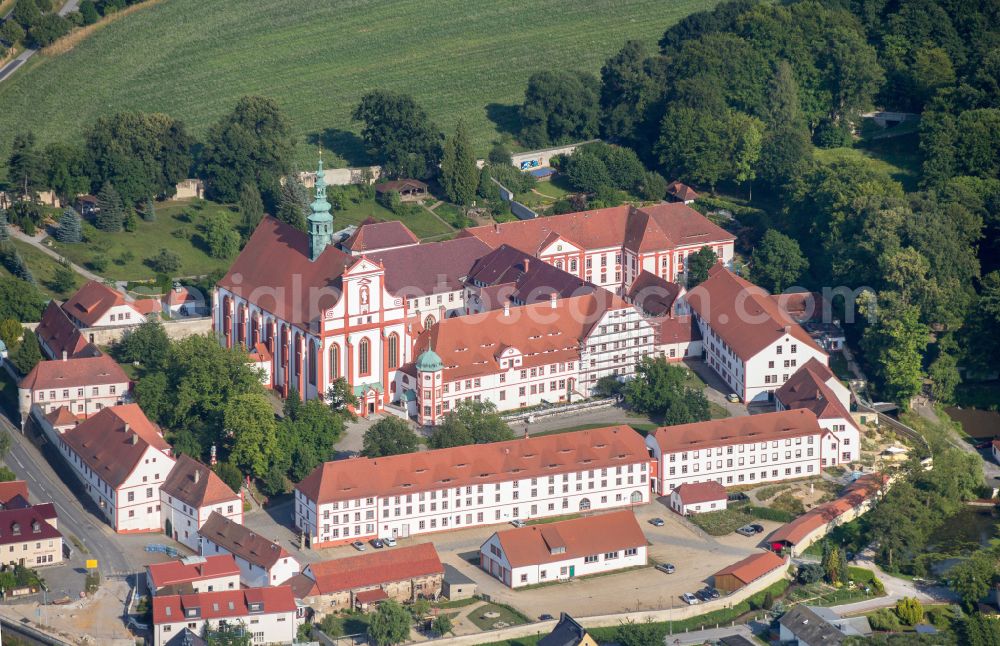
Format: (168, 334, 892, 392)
(146, 555, 242, 596)
(0, 481, 29, 508)
(538, 614, 598, 646)
(686, 266, 829, 403)
(288, 542, 443, 616)
(0, 502, 62, 567)
(294, 425, 650, 549)
(711, 550, 786, 593)
(58, 404, 173, 532)
(160, 455, 243, 552)
(666, 181, 699, 204)
(34, 301, 100, 360)
(62, 280, 160, 330)
(778, 605, 847, 646)
(198, 512, 300, 588)
(18, 353, 130, 422)
(151, 586, 298, 646)
(775, 358, 859, 466)
(479, 510, 647, 588)
(668, 481, 728, 515)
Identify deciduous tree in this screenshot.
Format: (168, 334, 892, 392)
(686, 246, 717, 288)
(367, 600, 411, 646)
(238, 183, 264, 233)
(623, 357, 710, 424)
(428, 400, 514, 449)
(520, 70, 600, 147)
(352, 89, 442, 180)
(10, 328, 41, 375)
(749, 230, 808, 293)
(225, 392, 278, 479)
(361, 417, 419, 458)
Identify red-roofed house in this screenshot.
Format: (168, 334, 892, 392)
(668, 481, 728, 515)
(646, 410, 831, 494)
(18, 354, 130, 422)
(290, 542, 443, 614)
(687, 267, 829, 403)
(146, 555, 241, 596)
(461, 202, 733, 290)
(480, 510, 647, 588)
(34, 301, 100, 361)
(160, 455, 243, 551)
(0, 503, 63, 568)
(198, 512, 300, 588)
(151, 586, 299, 646)
(57, 404, 174, 533)
(0, 481, 29, 507)
(775, 358, 859, 466)
(294, 425, 650, 549)
(62, 281, 159, 329)
(712, 550, 787, 593)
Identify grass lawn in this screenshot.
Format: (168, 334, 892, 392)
(5, 239, 80, 300)
(531, 419, 658, 438)
(318, 612, 370, 637)
(526, 513, 581, 526)
(335, 190, 454, 240)
(813, 135, 921, 192)
(48, 199, 240, 281)
(434, 597, 480, 610)
(709, 402, 731, 419)
(467, 602, 529, 631)
(755, 484, 791, 501)
(0, 0, 719, 169)
(688, 507, 756, 536)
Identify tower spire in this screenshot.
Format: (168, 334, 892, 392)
(308, 153, 333, 261)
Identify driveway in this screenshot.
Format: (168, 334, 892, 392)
(685, 360, 750, 417)
(11, 228, 105, 283)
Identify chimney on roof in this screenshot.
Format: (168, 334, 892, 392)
(61, 350, 67, 361)
(124, 423, 130, 434)
(550, 293, 557, 309)
(194, 470, 201, 484)
(503, 303, 510, 317)
(523, 259, 529, 273)
(784, 325, 791, 334)
(130, 433, 138, 445)
(494, 223, 500, 233)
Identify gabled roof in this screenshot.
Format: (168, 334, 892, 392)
(768, 475, 884, 546)
(650, 315, 701, 346)
(0, 481, 29, 507)
(146, 555, 241, 589)
(368, 236, 492, 296)
(152, 586, 296, 625)
(342, 217, 420, 253)
(198, 512, 292, 570)
(649, 410, 824, 454)
(133, 299, 162, 316)
(62, 281, 129, 326)
(539, 613, 591, 646)
(686, 267, 825, 362)
(626, 271, 681, 316)
(407, 291, 632, 381)
(673, 480, 727, 505)
(217, 216, 354, 327)
(465, 244, 597, 308)
(713, 550, 785, 585)
(666, 181, 699, 202)
(44, 405, 81, 429)
(374, 179, 428, 193)
(775, 359, 853, 423)
(19, 354, 129, 392)
(0, 505, 61, 546)
(301, 543, 443, 595)
(60, 405, 171, 488)
(160, 455, 240, 510)
(297, 425, 648, 504)
(490, 510, 646, 568)
(778, 605, 844, 646)
(35, 300, 98, 359)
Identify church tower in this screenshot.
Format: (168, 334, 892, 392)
(308, 158, 334, 261)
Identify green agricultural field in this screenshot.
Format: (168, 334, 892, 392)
(0, 0, 719, 171)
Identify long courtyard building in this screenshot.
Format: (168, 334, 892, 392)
(294, 426, 651, 549)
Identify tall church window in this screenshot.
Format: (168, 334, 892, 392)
(329, 344, 340, 380)
(359, 338, 371, 376)
(388, 334, 399, 369)
(424, 315, 436, 330)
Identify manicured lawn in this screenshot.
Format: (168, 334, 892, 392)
(5, 239, 79, 299)
(434, 597, 480, 610)
(526, 513, 581, 526)
(467, 602, 529, 631)
(687, 507, 756, 536)
(333, 190, 453, 240)
(0, 0, 721, 170)
(318, 611, 370, 637)
(48, 199, 240, 281)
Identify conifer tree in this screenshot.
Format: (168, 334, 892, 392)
(54, 207, 83, 243)
(10, 328, 41, 375)
(141, 197, 156, 222)
(0, 210, 10, 246)
(95, 182, 124, 231)
(238, 183, 265, 232)
(440, 121, 478, 206)
(276, 176, 309, 231)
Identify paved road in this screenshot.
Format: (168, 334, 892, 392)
(822, 556, 956, 615)
(0, 413, 134, 579)
(12, 228, 105, 283)
(0, 0, 81, 84)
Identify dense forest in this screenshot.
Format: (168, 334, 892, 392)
(518, 0, 1000, 405)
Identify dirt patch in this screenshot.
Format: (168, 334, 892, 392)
(1, 579, 134, 645)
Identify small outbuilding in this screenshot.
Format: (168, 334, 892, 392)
(666, 181, 699, 204)
(442, 563, 476, 601)
(669, 481, 728, 515)
(374, 179, 428, 201)
(712, 550, 786, 593)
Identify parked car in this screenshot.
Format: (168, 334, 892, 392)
(975, 440, 993, 449)
(384, 536, 397, 547)
(656, 563, 676, 574)
(539, 614, 555, 621)
(371, 538, 384, 549)
(704, 587, 721, 599)
(649, 518, 665, 527)
(682, 592, 700, 605)
(727, 393, 740, 403)
(351, 541, 366, 551)
(694, 590, 708, 602)
(736, 525, 757, 537)
(510, 519, 525, 528)
(750, 524, 765, 534)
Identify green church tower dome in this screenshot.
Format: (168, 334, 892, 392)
(415, 348, 443, 372)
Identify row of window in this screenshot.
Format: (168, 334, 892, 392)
(668, 451, 814, 475)
(37, 385, 118, 401)
(667, 464, 815, 488)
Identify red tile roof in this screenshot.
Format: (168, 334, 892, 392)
(771, 291, 831, 323)
(303, 543, 443, 595)
(146, 555, 241, 589)
(35, 301, 96, 360)
(355, 587, 389, 604)
(342, 217, 420, 253)
(462, 204, 732, 257)
(650, 315, 701, 346)
(666, 181, 699, 202)
(44, 406, 81, 428)
(686, 267, 825, 362)
(217, 216, 354, 327)
(768, 474, 884, 545)
(775, 359, 853, 423)
(164, 286, 194, 307)
(368, 236, 492, 296)
(60, 405, 171, 488)
(152, 586, 296, 625)
(198, 512, 292, 570)
(465, 244, 598, 308)
(408, 291, 630, 381)
(626, 271, 681, 316)
(0, 481, 29, 506)
(132, 299, 162, 316)
(713, 550, 785, 585)
(160, 455, 240, 510)
(649, 410, 825, 454)
(491, 510, 646, 568)
(297, 425, 648, 504)
(19, 354, 129, 392)
(249, 342, 272, 363)
(0, 505, 61, 546)
(62, 281, 128, 327)
(673, 481, 727, 505)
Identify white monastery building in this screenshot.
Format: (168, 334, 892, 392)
(18, 353, 130, 421)
(198, 512, 300, 588)
(151, 586, 299, 646)
(479, 510, 647, 588)
(160, 455, 243, 552)
(294, 426, 651, 549)
(775, 358, 860, 465)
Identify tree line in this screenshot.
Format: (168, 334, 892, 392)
(0, 0, 152, 55)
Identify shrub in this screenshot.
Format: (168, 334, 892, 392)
(797, 563, 825, 584)
(147, 248, 181, 274)
(26, 13, 72, 48)
(895, 597, 923, 626)
(79, 0, 99, 24)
